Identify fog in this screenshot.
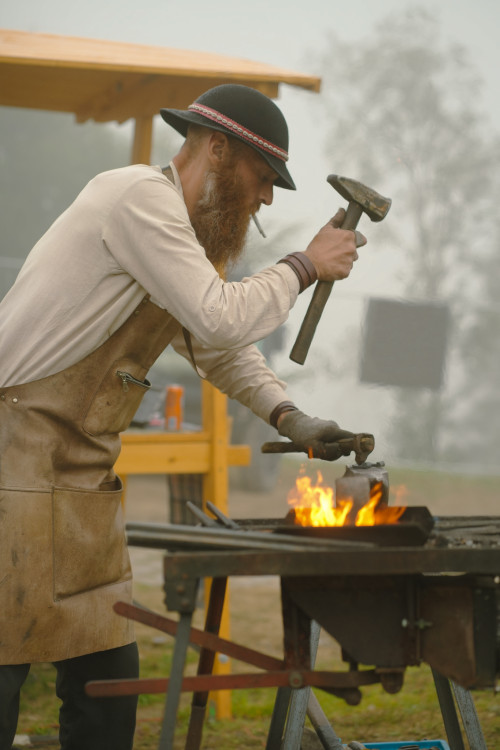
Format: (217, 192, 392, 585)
(1, 0, 500, 480)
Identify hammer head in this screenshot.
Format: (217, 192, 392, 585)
(327, 174, 391, 223)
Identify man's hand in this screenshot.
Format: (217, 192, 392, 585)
(278, 410, 364, 462)
(303, 208, 367, 282)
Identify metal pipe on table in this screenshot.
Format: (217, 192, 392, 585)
(126, 521, 373, 553)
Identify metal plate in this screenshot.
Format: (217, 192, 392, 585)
(273, 507, 435, 547)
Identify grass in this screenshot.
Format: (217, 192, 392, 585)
(16, 650, 500, 749)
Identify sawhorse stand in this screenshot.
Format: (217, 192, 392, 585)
(86, 581, 489, 750)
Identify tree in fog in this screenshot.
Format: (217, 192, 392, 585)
(0, 108, 178, 265)
(0, 110, 121, 263)
(447, 200, 500, 466)
(313, 7, 500, 464)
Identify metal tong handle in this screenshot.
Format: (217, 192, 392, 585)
(261, 434, 375, 461)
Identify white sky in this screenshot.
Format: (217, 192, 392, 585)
(2, 0, 499, 464)
(3, 0, 498, 242)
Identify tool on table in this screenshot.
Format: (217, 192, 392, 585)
(261, 432, 374, 465)
(290, 174, 392, 365)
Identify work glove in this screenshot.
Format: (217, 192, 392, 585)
(278, 410, 374, 464)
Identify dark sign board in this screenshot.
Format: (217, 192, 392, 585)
(360, 298, 450, 390)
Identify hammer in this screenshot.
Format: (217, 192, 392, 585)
(289, 175, 392, 365)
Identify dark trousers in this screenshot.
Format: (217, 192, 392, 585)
(0, 642, 139, 750)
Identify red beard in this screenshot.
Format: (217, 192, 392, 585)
(190, 161, 260, 278)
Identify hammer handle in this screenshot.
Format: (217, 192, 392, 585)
(290, 202, 364, 365)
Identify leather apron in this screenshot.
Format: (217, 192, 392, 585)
(0, 297, 180, 664)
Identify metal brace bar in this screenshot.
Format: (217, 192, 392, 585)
(86, 668, 380, 698)
(432, 669, 466, 750)
(433, 670, 488, 750)
(159, 612, 193, 750)
(113, 600, 282, 671)
(452, 681, 488, 750)
(307, 691, 345, 750)
(283, 620, 322, 749)
(283, 621, 344, 750)
(266, 622, 345, 750)
(266, 687, 293, 750)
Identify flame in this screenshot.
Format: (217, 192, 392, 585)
(354, 487, 406, 526)
(287, 471, 407, 527)
(288, 472, 353, 526)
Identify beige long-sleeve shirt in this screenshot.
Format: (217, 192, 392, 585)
(0, 163, 300, 421)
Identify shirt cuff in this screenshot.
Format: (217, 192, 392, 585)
(277, 252, 318, 293)
(269, 401, 299, 429)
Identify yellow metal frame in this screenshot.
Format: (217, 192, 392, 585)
(116, 381, 250, 496)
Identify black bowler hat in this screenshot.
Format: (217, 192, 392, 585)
(160, 84, 295, 190)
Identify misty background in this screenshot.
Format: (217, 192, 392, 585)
(1, 1, 500, 485)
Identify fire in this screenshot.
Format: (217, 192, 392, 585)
(288, 473, 353, 527)
(288, 471, 407, 527)
(354, 487, 406, 526)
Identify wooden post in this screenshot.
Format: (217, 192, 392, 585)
(131, 115, 153, 164)
(202, 380, 229, 512)
(202, 380, 232, 720)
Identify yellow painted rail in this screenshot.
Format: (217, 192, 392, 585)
(116, 429, 249, 476)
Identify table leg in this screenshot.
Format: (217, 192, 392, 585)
(185, 577, 228, 750)
(159, 611, 193, 750)
(432, 669, 466, 750)
(452, 681, 488, 750)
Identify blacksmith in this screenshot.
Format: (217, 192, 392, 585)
(0, 84, 366, 749)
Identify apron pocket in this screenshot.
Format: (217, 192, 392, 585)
(82, 357, 151, 436)
(52, 484, 131, 600)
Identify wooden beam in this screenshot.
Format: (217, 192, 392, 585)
(1, 29, 321, 123)
(0, 29, 321, 95)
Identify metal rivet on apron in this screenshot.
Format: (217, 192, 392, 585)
(12, 397, 18, 403)
(0, 394, 5, 400)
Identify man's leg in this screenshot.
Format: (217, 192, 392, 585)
(0, 663, 31, 748)
(54, 642, 139, 750)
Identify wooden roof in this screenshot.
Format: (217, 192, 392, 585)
(0, 28, 321, 124)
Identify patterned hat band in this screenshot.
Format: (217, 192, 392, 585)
(188, 103, 289, 162)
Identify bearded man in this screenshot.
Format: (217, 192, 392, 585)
(0, 84, 368, 749)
